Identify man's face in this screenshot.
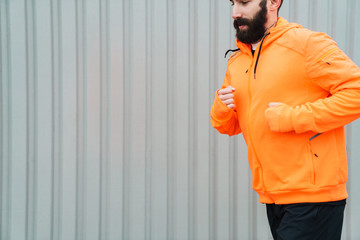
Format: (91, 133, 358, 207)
(232, 0, 268, 44)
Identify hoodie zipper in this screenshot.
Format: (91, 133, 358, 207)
(316, 47, 338, 63)
(246, 51, 265, 192)
(246, 33, 272, 192)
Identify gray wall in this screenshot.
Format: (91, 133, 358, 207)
(1, 0, 360, 239)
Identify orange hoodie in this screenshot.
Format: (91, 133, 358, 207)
(211, 17, 360, 204)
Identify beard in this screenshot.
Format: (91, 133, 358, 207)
(233, 0, 268, 44)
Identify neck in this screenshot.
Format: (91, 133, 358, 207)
(265, 19, 277, 33)
(265, 13, 278, 30)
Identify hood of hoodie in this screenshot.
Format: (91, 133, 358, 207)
(235, 17, 302, 55)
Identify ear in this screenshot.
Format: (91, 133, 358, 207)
(268, 0, 281, 12)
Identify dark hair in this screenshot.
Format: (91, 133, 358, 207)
(230, 0, 283, 13)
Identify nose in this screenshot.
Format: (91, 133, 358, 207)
(232, 4, 243, 19)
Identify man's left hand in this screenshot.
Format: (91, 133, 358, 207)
(265, 102, 293, 132)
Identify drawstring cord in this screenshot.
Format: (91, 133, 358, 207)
(224, 48, 240, 58)
(253, 21, 276, 78)
(254, 32, 270, 79)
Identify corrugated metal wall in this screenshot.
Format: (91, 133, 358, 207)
(1, 0, 359, 239)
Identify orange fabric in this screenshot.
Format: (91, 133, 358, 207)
(210, 17, 360, 204)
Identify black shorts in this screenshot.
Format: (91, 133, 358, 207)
(266, 199, 346, 240)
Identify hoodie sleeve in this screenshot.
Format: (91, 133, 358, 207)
(210, 69, 241, 136)
(265, 32, 360, 133)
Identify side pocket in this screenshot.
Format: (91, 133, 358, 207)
(307, 142, 317, 185)
(308, 133, 321, 185)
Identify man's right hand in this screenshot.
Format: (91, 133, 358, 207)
(217, 86, 236, 109)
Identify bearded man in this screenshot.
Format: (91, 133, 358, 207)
(210, 0, 360, 239)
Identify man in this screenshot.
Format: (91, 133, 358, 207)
(210, 0, 360, 239)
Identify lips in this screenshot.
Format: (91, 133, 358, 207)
(238, 25, 248, 30)
(234, 18, 250, 30)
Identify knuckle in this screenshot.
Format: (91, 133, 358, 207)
(225, 99, 234, 105)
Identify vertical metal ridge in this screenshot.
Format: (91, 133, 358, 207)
(99, 0, 110, 239)
(166, 0, 176, 239)
(210, 0, 217, 239)
(209, 0, 218, 239)
(231, 138, 239, 240)
(122, 0, 132, 239)
(290, 1, 297, 23)
(145, 0, 153, 239)
(346, 0, 355, 59)
(25, 0, 38, 239)
(309, 0, 317, 30)
(344, 1, 356, 237)
(50, 0, 56, 238)
(0, 1, 3, 238)
(0, 1, 12, 239)
(58, 1, 64, 237)
(121, 0, 126, 237)
(228, 5, 234, 49)
(326, 0, 332, 37)
(188, 0, 198, 238)
(249, 173, 256, 240)
(75, 0, 87, 239)
(345, 129, 352, 238)
(330, 0, 337, 38)
(50, 0, 63, 239)
(228, 141, 234, 240)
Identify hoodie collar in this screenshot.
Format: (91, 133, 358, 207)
(235, 17, 302, 79)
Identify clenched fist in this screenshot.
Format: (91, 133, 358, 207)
(218, 86, 236, 109)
